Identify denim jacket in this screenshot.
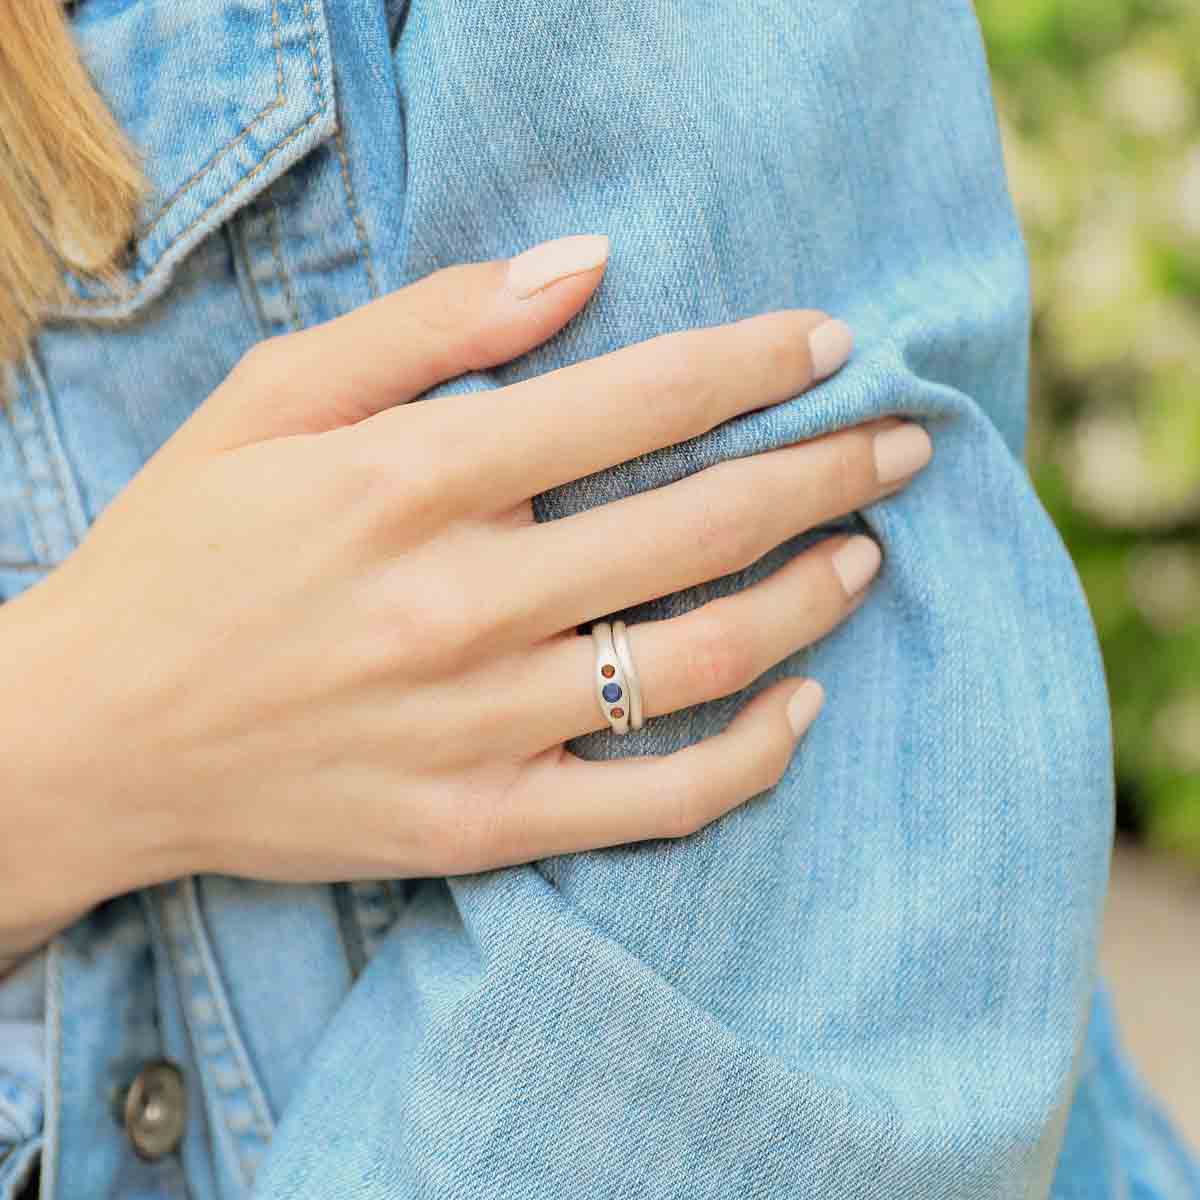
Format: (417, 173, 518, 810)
(2, 1, 1198, 1197)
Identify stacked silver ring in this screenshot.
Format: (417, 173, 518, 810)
(591, 619, 645, 734)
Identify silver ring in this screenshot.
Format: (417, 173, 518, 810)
(610, 620, 644, 731)
(591, 621, 631, 734)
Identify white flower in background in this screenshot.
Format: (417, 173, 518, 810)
(1153, 698, 1200, 772)
(1175, 144, 1200, 237)
(1129, 543, 1200, 632)
(1100, 51, 1193, 139)
(1065, 410, 1198, 528)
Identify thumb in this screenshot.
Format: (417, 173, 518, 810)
(179, 233, 611, 453)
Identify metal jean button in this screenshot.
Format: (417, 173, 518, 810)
(121, 1060, 187, 1161)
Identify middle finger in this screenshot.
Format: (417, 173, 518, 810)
(516, 416, 931, 639)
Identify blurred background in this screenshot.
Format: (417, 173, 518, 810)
(977, 0, 1199, 1145)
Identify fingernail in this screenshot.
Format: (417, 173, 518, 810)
(808, 318, 854, 381)
(874, 422, 933, 485)
(832, 535, 882, 596)
(505, 234, 610, 300)
(787, 680, 825, 740)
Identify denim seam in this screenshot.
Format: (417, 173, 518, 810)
(300, 0, 324, 107)
(302, 0, 380, 299)
(176, 883, 274, 1152)
(2, 371, 51, 567)
(4, 436, 49, 567)
(0, 364, 47, 568)
(38, 941, 62, 1200)
(3, 353, 90, 566)
(154, 883, 268, 1191)
(334, 125, 380, 299)
(23, 351, 90, 547)
(267, 200, 302, 331)
(225, 219, 273, 340)
(134, 0, 286, 246)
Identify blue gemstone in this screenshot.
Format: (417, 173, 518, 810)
(602, 682, 623, 703)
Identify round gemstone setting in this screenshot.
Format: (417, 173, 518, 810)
(602, 682, 623, 703)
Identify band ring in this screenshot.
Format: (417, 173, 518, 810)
(610, 620, 645, 732)
(591, 620, 636, 735)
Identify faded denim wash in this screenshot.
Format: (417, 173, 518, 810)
(1, 0, 1197, 1197)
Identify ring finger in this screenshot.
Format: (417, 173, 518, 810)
(504, 530, 880, 753)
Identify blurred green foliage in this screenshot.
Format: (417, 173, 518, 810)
(977, 0, 1200, 859)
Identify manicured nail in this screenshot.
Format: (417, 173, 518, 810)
(505, 234, 610, 300)
(874, 422, 933, 485)
(832, 535, 882, 597)
(808, 318, 854, 381)
(787, 679, 825, 740)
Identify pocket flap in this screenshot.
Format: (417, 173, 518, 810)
(52, 0, 336, 321)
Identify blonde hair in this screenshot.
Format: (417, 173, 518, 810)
(0, 0, 146, 373)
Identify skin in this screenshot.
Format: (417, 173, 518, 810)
(0, 239, 931, 971)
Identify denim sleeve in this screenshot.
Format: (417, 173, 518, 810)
(1053, 986, 1200, 1198)
(251, 1, 1114, 1196)
(0, 954, 44, 1200)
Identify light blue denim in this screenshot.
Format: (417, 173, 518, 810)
(1, 0, 1197, 1197)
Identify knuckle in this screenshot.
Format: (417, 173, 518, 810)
(441, 765, 527, 873)
(647, 329, 724, 439)
(443, 790, 503, 875)
(338, 425, 450, 531)
(400, 313, 458, 379)
(647, 761, 706, 840)
(398, 290, 479, 375)
(822, 430, 868, 514)
(231, 336, 292, 392)
(405, 262, 508, 372)
(395, 573, 489, 673)
(433, 795, 489, 876)
(415, 266, 476, 334)
(669, 797, 705, 840)
(392, 451, 451, 525)
(673, 769, 727, 839)
(758, 312, 810, 385)
(687, 481, 761, 576)
(683, 609, 757, 702)
(757, 727, 795, 795)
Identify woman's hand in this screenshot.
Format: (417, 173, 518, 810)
(1, 234, 931, 955)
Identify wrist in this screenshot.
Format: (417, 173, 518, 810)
(0, 569, 193, 955)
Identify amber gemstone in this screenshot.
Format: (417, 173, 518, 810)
(601, 664, 616, 678)
(611, 706, 625, 719)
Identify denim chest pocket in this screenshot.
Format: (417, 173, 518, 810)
(51, 0, 337, 322)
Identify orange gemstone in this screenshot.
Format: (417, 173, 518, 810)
(601, 664, 616, 678)
(611, 707, 625, 719)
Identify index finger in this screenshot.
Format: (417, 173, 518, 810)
(370, 309, 852, 515)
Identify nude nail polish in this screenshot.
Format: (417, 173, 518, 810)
(832, 535, 883, 597)
(505, 234, 610, 300)
(874, 423, 933, 485)
(808, 318, 854, 381)
(787, 680, 825, 740)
